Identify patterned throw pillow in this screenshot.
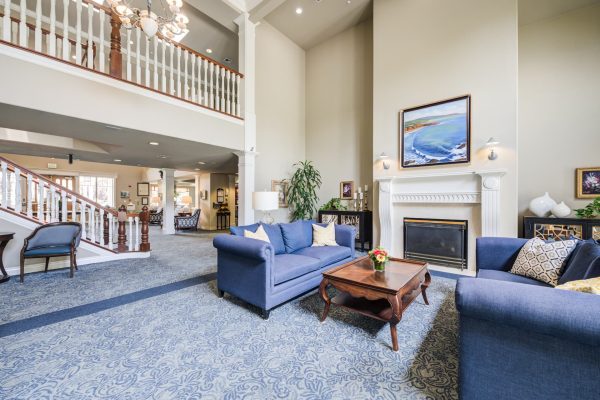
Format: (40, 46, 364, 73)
(555, 277, 600, 295)
(510, 238, 577, 286)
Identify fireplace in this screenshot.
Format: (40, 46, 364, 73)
(403, 218, 468, 270)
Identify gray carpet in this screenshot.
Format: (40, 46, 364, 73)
(0, 227, 458, 399)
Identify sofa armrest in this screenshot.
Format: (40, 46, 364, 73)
(335, 224, 356, 252)
(476, 237, 528, 271)
(213, 234, 274, 262)
(456, 277, 600, 347)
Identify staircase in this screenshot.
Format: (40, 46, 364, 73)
(0, 156, 151, 276)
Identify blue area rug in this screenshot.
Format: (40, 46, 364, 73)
(0, 228, 458, 399)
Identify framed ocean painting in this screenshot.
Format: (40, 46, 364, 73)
(400, 95, 471, 168)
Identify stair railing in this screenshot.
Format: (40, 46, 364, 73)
(0, 156, 150, 253)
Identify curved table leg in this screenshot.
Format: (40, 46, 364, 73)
(387, 294, 403, 352)
(0, 239, 11, 283)
(421, 271, 432, 306)
(319, 278, 331, 322)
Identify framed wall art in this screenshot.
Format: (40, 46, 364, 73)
(340, 181, 354, 200)
(137, 182, 150, 196)
(271, 180, 289, 208)
(576, 167, 600, 199)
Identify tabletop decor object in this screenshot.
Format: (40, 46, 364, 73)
(369, 246, 390, 272)
(529, 192, 557, 217)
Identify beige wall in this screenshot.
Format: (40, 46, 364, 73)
(0, 153, 147, 208)
(372, 0, 519, 245)
(518, 3, 600, 224)
(306, 20, 374, 209)
(255, 22, 306, 223)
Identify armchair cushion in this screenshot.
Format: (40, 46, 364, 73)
(477, 269, 551, 287)
(293, 246, 351, 268)
(558, 241, 600, 285)
(280, 220, 313, 253)
(24, 246, 72, 256)
(273, 254, 321, 285)
(25, 223, 81, 250)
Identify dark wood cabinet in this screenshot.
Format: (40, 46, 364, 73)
(523, 216, 600, 241)
(318, 210, 373, 251)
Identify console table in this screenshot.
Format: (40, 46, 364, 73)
(217, 210, 231, 230)
(318, 210, 372, 251)
(523, 216, 600, 241)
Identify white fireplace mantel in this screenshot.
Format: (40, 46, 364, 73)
(376, 169, 506, 252)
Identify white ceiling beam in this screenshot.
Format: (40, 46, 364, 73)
(185, 0, 241, 32)
(248, 0, 287, 22)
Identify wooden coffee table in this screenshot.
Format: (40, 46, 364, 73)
(319, 256, 431, 351)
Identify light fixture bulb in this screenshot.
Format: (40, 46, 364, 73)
(140, 16, 158, 37)
(295, 7, 303, 14)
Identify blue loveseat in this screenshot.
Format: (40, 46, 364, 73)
(456, 237, 600, 400)
(213, 220, 356, 319)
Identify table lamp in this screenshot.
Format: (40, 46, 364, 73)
(181, 195, 193, 212)
(253, 191, 279, 224)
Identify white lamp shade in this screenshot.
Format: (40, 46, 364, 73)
(253, 191, 279, 211)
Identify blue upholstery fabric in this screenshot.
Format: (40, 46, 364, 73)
(585, 257, 600, 280)
(24, 246, 72, 256)
(476, 237, 527, 271)
(175, 209, 200, 230)
(273, 254, 321, 285)
(26, 224, 81, 250)
(230, 223, 260, 237)
(280, 221, 313, 253)
(334, 224, 356, 249)
(558, 241, 600, 284)
(477, 269, 551, 287)
(260, 224, 286, 255)
(293, 246, 351, 268)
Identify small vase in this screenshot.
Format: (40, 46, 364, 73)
(551, 201, 571, 218)
(529, 192, 557, 217)
(373, 261, 386, 272)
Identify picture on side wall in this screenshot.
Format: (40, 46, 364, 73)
(401, 95, 471, 168)
(120, 191, 129, 199)
(271, 180, 289, 208)
(137, 182, 150, 196)
(340, 181, 355, 200)
(576, 167, 600, 199)
(141, 197, 149, 206)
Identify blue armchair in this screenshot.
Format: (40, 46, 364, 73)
(20, 222, 82, 283)
(213, 221, 356, 319)
(456, 237, 600, 400)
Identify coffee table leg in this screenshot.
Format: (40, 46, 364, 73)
(421, 271, 432, 306)
(0, 239, 10, 283)
(388, 295, 403, 351)
(319, 278, 331, 322)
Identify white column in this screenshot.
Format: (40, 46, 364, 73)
(377, 179, 394, 254)
(234, 151, 256, 225)
(478, 171, 505, 237)
(161, 168, 176, 234)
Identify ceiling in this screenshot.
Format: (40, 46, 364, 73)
(264, 0, 372, 50)
(519, 0, 600, 25)
(0, 103, 238, 174)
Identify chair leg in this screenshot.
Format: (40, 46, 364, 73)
(44, 257, 50, 272)
(69, 253, 74, 278)
(20, 255, 25, 283)
(74, 252, 78, 271)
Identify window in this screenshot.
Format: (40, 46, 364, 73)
(79, 176, 115, 207)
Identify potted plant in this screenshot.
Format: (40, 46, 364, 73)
(320, 198, 347, 211)
(368, 247, 390, 272)
(287, 161, 322, 221)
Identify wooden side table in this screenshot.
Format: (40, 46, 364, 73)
(0, 232, 15, 283)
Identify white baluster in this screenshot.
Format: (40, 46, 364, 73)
(236, 75, 241, 117)
(48, 0, 56, 56)
(128, 216, 133, 251)
(161, 39, 166, 92)
(215, 65, 220, 110)
(220, 68, 226, 112)
(135, 27, 141, 84)
(108, 213, 114, 250)
(191, 55, 196, 102)
(99, 209, 105, 246)
(18, 0, 26, 47)
(145, 37, 150, 87)
(27, 174, 33, 217)
(135, 216, 140, 251)
(2, 0, 11, 42)
(34, 0, 42, 51)
(75, 0, 82, 64)
(153, 36, 158, 89)
(37, 181, 44, 221)
(62, 0, 69, 60)
(203, 59, 208, 106)
(176, 46, 182, 97)
(231, 72, 236, 115)
(183, 50, 189, 100)
(81, 202, 87, 239)
(87, 3, 93, 69)
(11, 19, 18, 44)
(126, 29, 131, 80)
(98, 10, 105, 72)
(169, 43, 174, 94)
(50, 186, 56, 221)
(71, 195, 76, 222)
(226, 70, 231, 114)
(61, 191, 67, 221)
(14, 168, 21, 213)
(0, 161, 7, 208)
(209, 62, 214, 108)
(90, 205, 96, 243)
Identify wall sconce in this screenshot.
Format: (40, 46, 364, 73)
(485, 137, 500, 160)
(378, 152, 391, 170)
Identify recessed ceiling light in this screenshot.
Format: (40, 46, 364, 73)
(206, 48, 213, 54)
(158, 155, 168, 159)
(223, 57, 232, 64)
(114, 159, 122, 162)
(197, 161, 206, 165)
(149, 141, 159, 146)
(194, 168, 201, 171)
(295, 7, 303, 14)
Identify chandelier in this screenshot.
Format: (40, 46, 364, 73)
(106, 0, 189, 41)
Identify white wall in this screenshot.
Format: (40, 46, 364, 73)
(255, 22, 306, 223)
(372, 0, 519, 247)
(518, 3, 600, 223)
(306, 20, 373, 209)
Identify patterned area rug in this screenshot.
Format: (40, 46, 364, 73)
(0, 228, 458, 399)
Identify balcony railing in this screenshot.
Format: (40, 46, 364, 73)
(0, 0, 243, 119)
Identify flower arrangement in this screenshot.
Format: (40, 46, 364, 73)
(368, 247, 390, 272)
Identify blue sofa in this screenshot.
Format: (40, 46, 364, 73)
(213, 220, 356, 319)
(456, 237, 600, 400)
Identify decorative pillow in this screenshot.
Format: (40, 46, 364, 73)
(555, 277, 600, 295)
(260, 224, 286, 255)
(244, 225, 270, 243)
(558, 240, 600, 285)
(510, 238, 577, 286)
(280, 221, 313, 253)
(312, 223, 338, 247)
(231, 223, 259, 236)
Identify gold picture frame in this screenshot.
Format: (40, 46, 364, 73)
(271, 180, 289, 208)
(576, 167, 600, 199)
(340, 181, 354, 200)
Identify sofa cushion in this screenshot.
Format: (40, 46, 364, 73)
(509, 238, 577, 286)
(280, 220, 313, 253)
(293, 246, 351, 268)
(558, 241, 600, 285)
(273, 254, 321, 285)
(230, 223, 260, 237)
(260, 224, 286, 255)
(478, 269, 551, 287)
